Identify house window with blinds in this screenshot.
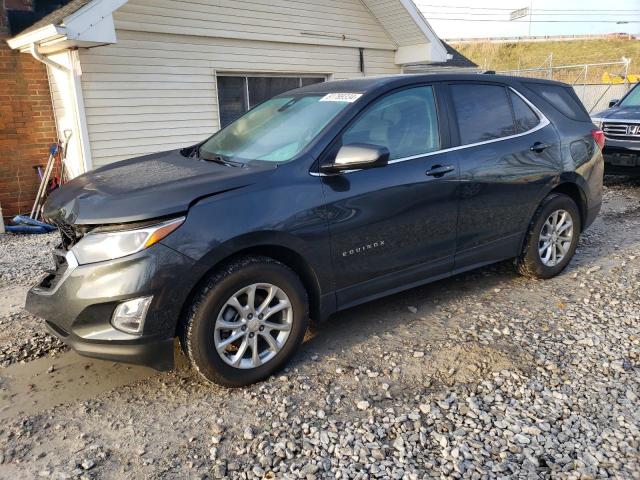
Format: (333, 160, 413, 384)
(216, 75, 325, 128)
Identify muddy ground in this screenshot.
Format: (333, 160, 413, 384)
(0, 176, 638, 479)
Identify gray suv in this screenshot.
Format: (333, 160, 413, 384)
(592, 83, 640, 174)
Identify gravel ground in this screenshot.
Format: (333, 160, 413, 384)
(0, 232, 67, 367)
(0, 232, 58, 288)
(0, 176, 638, 479)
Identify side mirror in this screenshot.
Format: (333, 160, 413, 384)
(320, 144, 389, 174)
(609, 99, 619, 108)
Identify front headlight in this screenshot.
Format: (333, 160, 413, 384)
(71, 217, 185, 265)
(591, 117, 604, 129)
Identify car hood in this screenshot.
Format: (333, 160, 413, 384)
(43, 149, 276, 225)
(593, 106, 640, 121)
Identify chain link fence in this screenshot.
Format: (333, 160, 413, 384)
(499, 59, 636, 113)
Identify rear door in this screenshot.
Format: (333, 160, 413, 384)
(320, 84, 460, 307)
(447, 82, 562, 271)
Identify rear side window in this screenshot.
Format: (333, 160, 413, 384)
(510, 91, 540, 133)
(342, 86, 440, 160)
(524, 83, 589, 121)
(451, 84, 515, 145)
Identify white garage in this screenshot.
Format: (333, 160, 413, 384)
(8, 0, 450, 177)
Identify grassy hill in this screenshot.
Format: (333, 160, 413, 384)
(452, 38, 640, 83)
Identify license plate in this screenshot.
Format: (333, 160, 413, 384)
(610, 155, 639, 167)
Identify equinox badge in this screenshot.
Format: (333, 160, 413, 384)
(342, 240, 386, 257)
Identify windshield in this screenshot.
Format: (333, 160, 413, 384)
(200, 94, 353, 163)
(619, 84, 640, 107)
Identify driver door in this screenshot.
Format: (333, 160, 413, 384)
(319, 85, 460, 308)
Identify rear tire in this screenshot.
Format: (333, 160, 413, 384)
(181, 256, 308, 387)
(516, 193, 581, 279)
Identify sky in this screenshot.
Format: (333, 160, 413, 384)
(416, 0, 640, 39)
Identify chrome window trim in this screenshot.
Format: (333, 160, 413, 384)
(311, 86, 550, 177)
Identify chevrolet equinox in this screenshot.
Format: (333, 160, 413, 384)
(28, 75, 604, 386)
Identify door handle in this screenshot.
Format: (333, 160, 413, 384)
(426, 165, 455, 178)
(530, 142, 551, 153)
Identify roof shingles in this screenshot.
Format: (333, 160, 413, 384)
(14, 0, 92, 37)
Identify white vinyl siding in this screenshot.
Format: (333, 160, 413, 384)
(363, 0, 426, 46)
(79, 30, 400, 167)
(113, 0, 396, 50)
(47, 51, 88, 178)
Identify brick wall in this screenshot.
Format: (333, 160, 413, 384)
(0, 39, 58, 219)
(0, 1, 8, 37)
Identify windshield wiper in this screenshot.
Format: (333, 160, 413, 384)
(200, 151, 242, 167)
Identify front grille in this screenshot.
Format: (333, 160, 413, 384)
(603, 122, 640, 141)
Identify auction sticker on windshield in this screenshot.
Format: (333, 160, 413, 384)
(320, 93, 363, 103)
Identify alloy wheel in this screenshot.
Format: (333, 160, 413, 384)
(538, 209, 574, 267)
(213, 283, 293, 369)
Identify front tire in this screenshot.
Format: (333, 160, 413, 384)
(517, 193, 581, 279)
(182, 256, 309, 387)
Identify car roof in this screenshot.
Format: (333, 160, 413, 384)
(290, 73, 571, 96)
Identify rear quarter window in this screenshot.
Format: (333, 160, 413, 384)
(510, 91, 540, 133)
(524, 82, 590, 122)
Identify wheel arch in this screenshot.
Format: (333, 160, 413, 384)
(517, 180, 588, 258)
(175, 239, 326, 338)
(549, 181, 587, 231)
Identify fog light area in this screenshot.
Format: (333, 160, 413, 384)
(111, 296, 153, 334)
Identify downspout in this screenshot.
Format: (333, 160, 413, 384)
(30, 43, 64, 151)
(29, 43, 70, 72)
(27, 42, 93, 174)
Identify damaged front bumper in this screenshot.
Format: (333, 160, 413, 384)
(26, 242, 196, 370)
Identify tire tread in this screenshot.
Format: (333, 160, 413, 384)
(181, 255, 308, 387)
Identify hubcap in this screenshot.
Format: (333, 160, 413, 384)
(214, 283, 293, 369)
(538, 209, 574, 267)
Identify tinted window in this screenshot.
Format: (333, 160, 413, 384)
(217, 76, 248, 128)
(451, 84, 515, 145)
(342, 86, 440, 160)
(301, 77, 325, 87)
(620, 83, 640, 107)
(510, 91, 540, 133)
(217, 76, 325, 127)
(524, 83, 589, 121)
(248, 77, 300, 108)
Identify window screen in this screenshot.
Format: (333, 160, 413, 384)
(342, 86, 440, 160)
(451, 84, 516, 145)
(510, 91, 540, 133)
(248, 77, 300, 108)
(524, 83, 590, 121)
(217, 76, 248, 128)
(217, 76, 325, 127)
